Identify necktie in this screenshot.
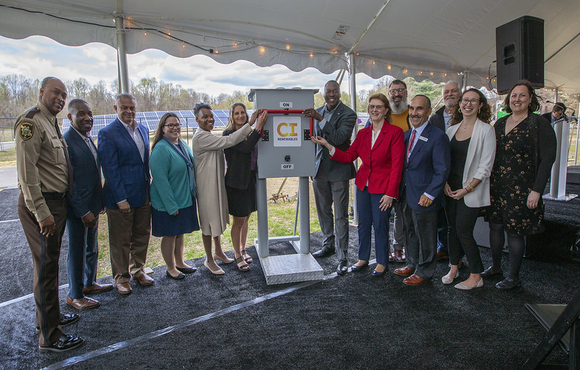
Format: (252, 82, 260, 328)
(407, 129, 416, 159)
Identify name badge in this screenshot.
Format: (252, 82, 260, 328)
(419, 136, 428, 142)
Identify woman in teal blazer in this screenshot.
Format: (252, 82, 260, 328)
(150, 113, 199, 280)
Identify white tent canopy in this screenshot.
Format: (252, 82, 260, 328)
(1, 0, 579, 92)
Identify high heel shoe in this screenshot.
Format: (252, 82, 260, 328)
(204, 260, 225, 275)
(441, 270, 459, 285)
(213, 254, 234, 264)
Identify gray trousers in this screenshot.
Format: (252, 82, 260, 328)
(391, 199, 405, 251)
(402, 195, 438, 279)
(312, 178, 350, 262)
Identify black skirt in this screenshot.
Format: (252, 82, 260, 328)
(226, 174, 257, 217)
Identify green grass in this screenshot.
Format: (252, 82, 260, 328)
(0, 148, 16, 167)
(95, 177, 326, 278)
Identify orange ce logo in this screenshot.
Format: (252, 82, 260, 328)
(277, 122, 298, 137)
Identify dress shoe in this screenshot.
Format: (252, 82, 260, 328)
(371, 268, 387, 277)
(336, 261, 348, 276)
(39, 334, 84, 353)
(389, 252, 394, 262)
(66, 296, 100, 310)
(176, 266, 197, 274)
(455, 278, 484, 290)
(481, 266, 503, 278)
(393, 266, 414, 277)
(394, 250, 406, 263)
(135, 273, 155, 286)
(312, 247, 335, 258)
(166, 270, 185, 280)
(213, 254, 234, 264)
(116, 282, 132, 295)
(436, 250, 449, 260)
(350, 262, 369, 272)
(36, 313, 79, 333)
(441, 270, 459, 285)
(204, 260, 225, 275)
(495, 278, 520, 290)
(83, 283, 114, 295)
(403, 274, 427, 286)
(60, 313, 80, 327)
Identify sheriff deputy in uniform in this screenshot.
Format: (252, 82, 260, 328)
(15, 76, 84, 352)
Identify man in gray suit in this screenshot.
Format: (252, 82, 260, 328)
(304, 80, 357, 275)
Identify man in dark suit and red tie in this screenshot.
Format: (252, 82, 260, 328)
(64, 99, 113, 310)
(394, 95, 450, 286)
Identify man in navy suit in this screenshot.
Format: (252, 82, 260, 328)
(394, 95, 450, 286)
(304, 80, 356, 276)
(64, 99, 113, 309)
(98, 93, 153, 295)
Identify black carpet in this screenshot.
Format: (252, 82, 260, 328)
(0, 188, 578, 370)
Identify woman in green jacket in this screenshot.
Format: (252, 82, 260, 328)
(150, 113, 199, 280)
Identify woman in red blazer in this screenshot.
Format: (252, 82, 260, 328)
(313, 93, 405, 276)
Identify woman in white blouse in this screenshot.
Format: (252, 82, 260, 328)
(441, 89, 496, 290)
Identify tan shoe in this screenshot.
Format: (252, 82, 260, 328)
(83, 283, 114, 295)
(116, 282, 132, 295)
(134, 273, 155, 286)
(66, 296, 100, 310)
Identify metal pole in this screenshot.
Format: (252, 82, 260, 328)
(298, 177, 310, 253)
(576, 102, 580, 165)
(114, 0, 130, 93)
(349, 52, 358, 225)
(256, 177, 269, 258)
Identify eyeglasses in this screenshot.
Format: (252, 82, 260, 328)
(368, 105, 385, 110)
(461, 99, 480, 105)
(389, 88, 406, 94)
(165, 123, 181, 128)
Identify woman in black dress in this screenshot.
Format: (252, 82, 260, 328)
(483, 80, 556, 290)
(223, 103, 267, 272)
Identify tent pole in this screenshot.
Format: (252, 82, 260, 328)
(114, 0, 130, 93)
(349, 52, 358, 225)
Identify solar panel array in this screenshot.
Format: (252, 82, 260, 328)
(61, 110, 369, 135)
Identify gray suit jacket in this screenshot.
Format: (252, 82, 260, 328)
(314, 101, 357, 182)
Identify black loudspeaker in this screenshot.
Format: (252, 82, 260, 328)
(496, 16, 544, 94)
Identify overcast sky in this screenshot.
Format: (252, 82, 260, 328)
(0, 35, 380, 98)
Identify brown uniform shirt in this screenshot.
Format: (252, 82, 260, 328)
(15, 101, 68, 222)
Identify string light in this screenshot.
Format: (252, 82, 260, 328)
(387, 65, 391, 70)
(233, 42, 238, 47)
(144, 30, 147, 36)
(168, 31, 171, 36)
(214, 49, 219, 54)
(429, 72, 434, 76)
(309, 53, 314, 58)
(286, 45, 290, 50)
(403, 69, 408, 74)
(182, 42, 185, 48)
(260, 46, 265, 54)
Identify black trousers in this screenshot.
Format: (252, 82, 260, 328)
(445, 196, 484, 274)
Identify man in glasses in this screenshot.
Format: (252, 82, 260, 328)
(387, 79, 411, 263)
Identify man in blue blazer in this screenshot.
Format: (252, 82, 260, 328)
(98, 93, 153, 295)
(394, 95, 450, 286)
(64, 99, 112, 309)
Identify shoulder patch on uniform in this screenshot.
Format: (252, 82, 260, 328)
(25, 107, 40, 119)
(20, 121, 34, 141)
